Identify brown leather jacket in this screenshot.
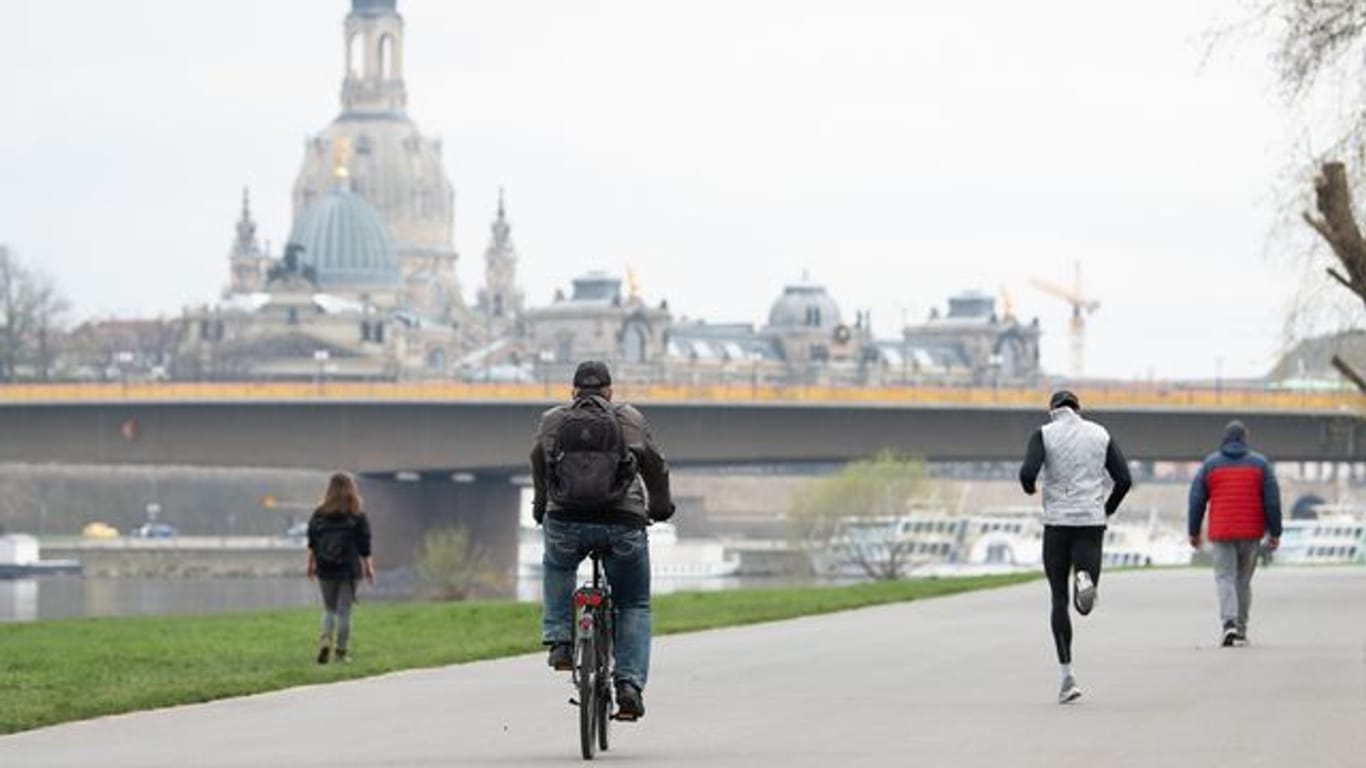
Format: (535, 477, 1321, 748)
(530, 395, 673, 528)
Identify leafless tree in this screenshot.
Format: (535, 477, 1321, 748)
(788, 452, 938, 581)
(0, 245, 70, 381)
(1231, 3, 1366, 385)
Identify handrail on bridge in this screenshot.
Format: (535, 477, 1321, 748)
(0, 381, 1361, 413)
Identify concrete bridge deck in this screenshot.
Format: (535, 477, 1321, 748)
(1, 567, 1361, 766)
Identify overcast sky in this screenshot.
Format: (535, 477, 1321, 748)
(0, 0, 1347, 380)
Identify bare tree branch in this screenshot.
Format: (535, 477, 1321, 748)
(1331, 353, 1366, 391)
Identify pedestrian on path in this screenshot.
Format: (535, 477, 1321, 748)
(1188, 420, 1281, 647)
(306, 472, 375, 664)
(1019, 390, 1133, 703)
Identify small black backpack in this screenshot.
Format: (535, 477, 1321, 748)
(314, 515, 356, 571)
(548, 397, 637, 511)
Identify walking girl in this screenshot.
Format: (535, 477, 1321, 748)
(306, 472, 375, 663)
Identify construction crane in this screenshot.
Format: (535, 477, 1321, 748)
(1031, 262, 1100, 380)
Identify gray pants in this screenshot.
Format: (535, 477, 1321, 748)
(1211, 540, 1260, 632)
(319, 579, 356, 650)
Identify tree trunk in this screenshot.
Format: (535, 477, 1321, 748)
(1304, 161, 1366, 310)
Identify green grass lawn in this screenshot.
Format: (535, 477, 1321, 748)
(0, 573, 1036, 735)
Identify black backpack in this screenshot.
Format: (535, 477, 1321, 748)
(314, 515, 356, 570)
(548, 397, 637, 512)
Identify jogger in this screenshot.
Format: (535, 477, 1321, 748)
(1020, 390, 1132, 704)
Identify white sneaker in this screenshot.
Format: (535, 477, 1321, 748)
(1073, 570, 1097, 615)
(1059, 675, 1083, 704)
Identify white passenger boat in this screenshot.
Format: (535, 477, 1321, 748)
(1275, 505, 1366, 565)
(518, 522, 741, 579)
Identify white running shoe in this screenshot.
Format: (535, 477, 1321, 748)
(1073, 570, 1097, 615)
(1059, 675, 1083, 704)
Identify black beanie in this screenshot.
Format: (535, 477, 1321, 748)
(1049, 390, 1080, 411)
(572, 360, 612, 389)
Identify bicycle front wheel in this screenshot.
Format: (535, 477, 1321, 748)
(577, 636, 597, 760)
(597, 622, 613, 751)
(596, 674, 611, 751)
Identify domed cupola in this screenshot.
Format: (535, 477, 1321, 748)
(767, 281, 842, 331)
(286, 186, 400, 290)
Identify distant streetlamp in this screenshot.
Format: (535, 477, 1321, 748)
(116, 350, 134, 390)
(988, 353, 1004, 394)
(314, 348, 330, 391)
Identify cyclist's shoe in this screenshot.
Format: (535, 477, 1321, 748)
(614, 681, 644, 721)
(1073, 570, 1097, 616)
(1221, 622, 1239, 647)
(547, 642, 573, 671)
(1058, 675, 1082, 704)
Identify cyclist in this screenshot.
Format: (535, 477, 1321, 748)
(531, 360, 674, 721)
(1019, 390, 1132, 704)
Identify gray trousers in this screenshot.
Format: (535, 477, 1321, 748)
(1211, 540, 1259, 632)
(319, 579, 356, 650)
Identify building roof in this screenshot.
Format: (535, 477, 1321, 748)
(287, 187, 400, 290)
(351, 0, 397, 17)
(767, 283, 842, 331)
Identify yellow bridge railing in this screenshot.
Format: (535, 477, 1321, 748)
(0, 381, 1361, 413)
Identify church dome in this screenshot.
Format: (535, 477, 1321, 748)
(767, 283, 842, 331)
(294, 117, 455, 256)
(287, 187, 400, 289)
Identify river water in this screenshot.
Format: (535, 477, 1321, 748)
(0, 574, 807, 622)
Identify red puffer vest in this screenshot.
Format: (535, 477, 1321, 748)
(1205, 453, 1267, 541)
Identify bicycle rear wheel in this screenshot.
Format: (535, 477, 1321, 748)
(577, 636, 597, 760)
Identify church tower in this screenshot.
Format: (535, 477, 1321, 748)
(228, 188, 267, 294)
(292, 0, 464, 322)
(476, 189, 525, 326)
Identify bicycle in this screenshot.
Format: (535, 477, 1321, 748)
(570, 549, 615, 760)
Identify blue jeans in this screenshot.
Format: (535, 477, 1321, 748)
(541, 518, 651, 690)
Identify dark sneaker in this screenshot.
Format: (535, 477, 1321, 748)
(334, 649, 350, 663)
(1058, 675, 1082, 704)
(316, 645, 330, 665)
(1073, 570, 1097, 615)
(1234, 627, 1249, 646)
(614, 681, 644, 721)
(547, 642, 573, 671)
(1221, 622, 1238, 647)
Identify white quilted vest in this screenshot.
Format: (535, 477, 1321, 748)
(1039, 408, 1110, 527)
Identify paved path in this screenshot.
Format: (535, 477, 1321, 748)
(2, 568, 1363, 766)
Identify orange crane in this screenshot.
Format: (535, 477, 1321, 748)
(1031, 262, 1100, 380)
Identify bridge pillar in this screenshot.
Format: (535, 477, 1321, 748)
(359, 472, 521, 581)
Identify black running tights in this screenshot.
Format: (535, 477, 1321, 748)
(1042, 525, 1104, 664)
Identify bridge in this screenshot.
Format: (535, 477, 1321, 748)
(2, 382, 1361, 568)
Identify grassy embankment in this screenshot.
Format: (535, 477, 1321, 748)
(0, 573, 1037, 735)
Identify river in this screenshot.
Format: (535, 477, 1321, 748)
(0, 573, 820, 622)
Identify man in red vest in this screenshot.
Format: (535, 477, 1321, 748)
(1188, 420, 1282, 646)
